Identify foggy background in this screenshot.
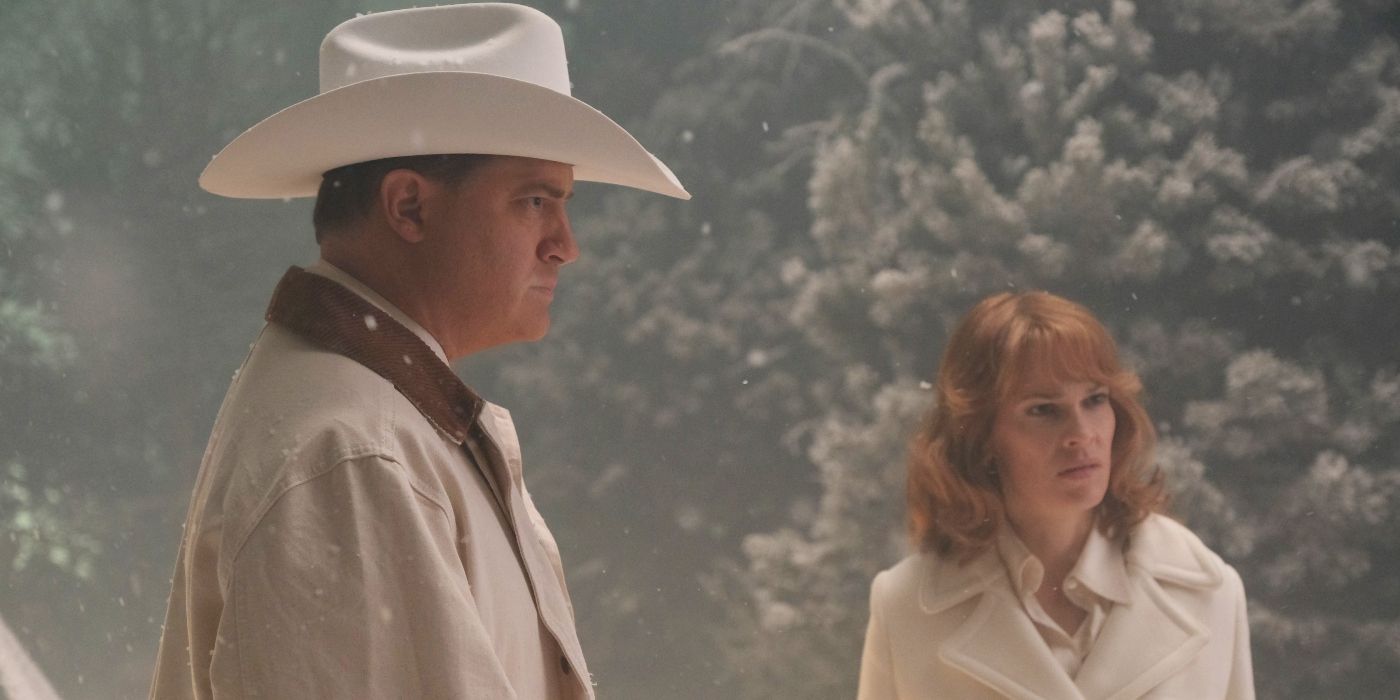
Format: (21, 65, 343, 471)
(2, 0, 1398, 697)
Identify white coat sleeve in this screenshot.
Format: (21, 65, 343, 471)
(858, 570, 898, 700)
(210, 455, 516, 699)
(1225, 567, 1256, 700)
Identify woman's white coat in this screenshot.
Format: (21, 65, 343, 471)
(858, 514, 1254, 700)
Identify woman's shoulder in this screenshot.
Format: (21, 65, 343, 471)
(873, 548, 973, 582)
(869, 553, 931, 617)
(870, 548, 1002, 613)
(1126, 513, 1241, 591)
(873, 551, 937, 586)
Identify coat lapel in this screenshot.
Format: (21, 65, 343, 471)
(923, 516, 1222, 700)
(1073, 515, 1220, 700)
(930, 554, 1086, 700)
(1072, 574, 1209, 699)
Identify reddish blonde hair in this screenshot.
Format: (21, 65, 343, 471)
(907, 291, 1166, 562)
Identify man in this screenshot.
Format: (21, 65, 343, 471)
(149, 5, 688, 699)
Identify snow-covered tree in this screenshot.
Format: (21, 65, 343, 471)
(674, 1, 1400, 697)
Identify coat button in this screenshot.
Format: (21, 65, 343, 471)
(560, 655, 571, 674)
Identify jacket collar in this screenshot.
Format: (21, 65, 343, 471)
(264, 265, 483, 445)
(304, 259, 449, 362)
(918, 514, 1224, 613)
(918, 515, 1220, 700)
(1124, 514, 1224, 589)
(917, 547, 1003, 614)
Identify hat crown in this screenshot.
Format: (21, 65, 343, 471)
(201, 3, 687, 200)
(319, 3, 571, 96)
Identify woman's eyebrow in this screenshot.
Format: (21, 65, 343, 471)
(1015, 382, 1105, 401)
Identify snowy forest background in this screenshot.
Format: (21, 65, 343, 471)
(1, 0, 1398, 697)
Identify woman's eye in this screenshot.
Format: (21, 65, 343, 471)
(1086, 392, 1110, 407)
(1027, 403, 1057, 417)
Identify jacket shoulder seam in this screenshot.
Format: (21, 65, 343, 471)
(224, 450, 452, 583)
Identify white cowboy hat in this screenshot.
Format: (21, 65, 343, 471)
(199, 3, 689, 200)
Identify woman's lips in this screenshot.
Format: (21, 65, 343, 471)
(1057, 462, 1101, 479)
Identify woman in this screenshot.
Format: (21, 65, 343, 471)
(858, 292, 1254, 700)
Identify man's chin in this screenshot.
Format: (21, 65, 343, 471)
(521, 317, 551, 343)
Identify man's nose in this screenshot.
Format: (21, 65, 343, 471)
(543, 212, 579, 265)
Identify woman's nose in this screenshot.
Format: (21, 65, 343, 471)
(1062, 410, 1091, 449)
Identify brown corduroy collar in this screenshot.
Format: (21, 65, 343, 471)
(264, 265, 483, 445)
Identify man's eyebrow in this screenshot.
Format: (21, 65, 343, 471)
(515, 182, 574, 200)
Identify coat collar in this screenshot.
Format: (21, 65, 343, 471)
(1124, 514, 1225, 589)
(264, 265, 483, 445)
(917, 515, 1221, 700)
(917, 546, 1002, 613)
(304, 259, 449, 362)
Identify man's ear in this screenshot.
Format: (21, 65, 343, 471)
(378, 169, 432, 243)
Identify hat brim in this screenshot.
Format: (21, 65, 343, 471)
(199, 72, 690, 200)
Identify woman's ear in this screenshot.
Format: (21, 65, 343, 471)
(378, 169, 431, 243)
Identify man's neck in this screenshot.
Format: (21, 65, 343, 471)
(319, 241, 459, 358)
(305, 258, 449, 362)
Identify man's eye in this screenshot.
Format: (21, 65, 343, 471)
(529, 196, 545, 208)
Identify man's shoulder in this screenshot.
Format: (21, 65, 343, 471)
(205, 323, 461, 494)
(186, 323, 472, 565)
(223, 323, 408, 442)
(191, 322, 469, 550)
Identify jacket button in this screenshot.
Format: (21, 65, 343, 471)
(560, 655, 571, 674)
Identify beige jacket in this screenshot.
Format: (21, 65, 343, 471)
(150, 264, 592, 699)
(858, 514, 1254, 700)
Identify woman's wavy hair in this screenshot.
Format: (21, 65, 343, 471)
(907, 291, 1166, 562)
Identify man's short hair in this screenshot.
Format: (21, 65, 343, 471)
(312, 154, 495, 242)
